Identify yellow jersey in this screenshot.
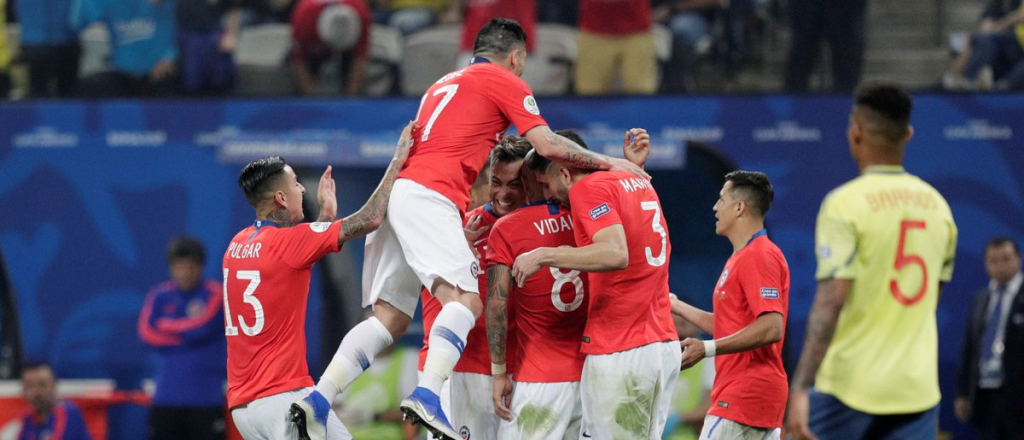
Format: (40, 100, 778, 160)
(0, 0, 9, 72)
(814, 165, 957, 414)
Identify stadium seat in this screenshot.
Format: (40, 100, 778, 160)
(523, 24, 578, 96)
(366, 25, 404, 96)
(79, 23, 112, 77)
(399, 25, 460, 96)
(234, 24, 294, 96)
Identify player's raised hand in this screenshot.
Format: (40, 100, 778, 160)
(492, 374, 514, 421)
(679, 337, 706, 370)
(316, 165, 337, 222)
(785, 389, 819, 440)
(512, 249, 545, 287)
(623, 128, 651, 168)
(464, 214, 492, 259)
(609, 156, 651, 181)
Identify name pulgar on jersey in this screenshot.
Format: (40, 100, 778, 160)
(487, 201, 588, 382)
(222, 220, 343, 408)
(569, 171, 677, 355)
(397, 61, 547, 213)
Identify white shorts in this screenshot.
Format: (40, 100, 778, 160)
(698, 415, 781, 440)
(362, 178, 479, 317)
(230, 388, 351, 440)
(450, 371, 501, 440)
(579, 342, 681, 440)
(498, 381, 582, 440)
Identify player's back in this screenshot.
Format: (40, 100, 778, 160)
(222, 220, 343, 408)
(488, 201, 588, 382)
(568, 171, 676, 355)
(398, 62, 546, 212)
(814, 165, 957, 413)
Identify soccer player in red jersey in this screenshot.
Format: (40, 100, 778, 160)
(224, 124, 411, 440)
(296, 18, 647, 440)
(512, 136, 678, 440)
(671, 171, 789, 440)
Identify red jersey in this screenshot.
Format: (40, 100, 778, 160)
(459, 0, 537, 52)
(579, 0, 651, 36)
(487, 201, 587, 382)
(418, 204, 516, 375)
(569, 171, 676, 355)
(708, 232, 789, 429)
(222, 220, 343, 408)
(397, 62, 547, 213)
(290, 0, 372, 62)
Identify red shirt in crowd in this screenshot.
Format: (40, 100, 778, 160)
(579, 0, 651, 36)
(290, 0, 372, 62)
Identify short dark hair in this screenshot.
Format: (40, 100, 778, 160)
(239, 156, 288, 207)
(986, 236, 1020, 255)
(167, 236, 206, 265)
(21, 362, 53, 376)
(524, 130, 589, 174)
(853, 81, 913, 143)
(490, 135, 532, 166)
(473, 18, 527, 57)
(725, 170, 774, 217)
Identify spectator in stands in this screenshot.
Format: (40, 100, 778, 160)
(783, 0, 866, 92)
(15, 0, 80, 97)
(955, 237, 1024, 440)
(138, 236, 227, 440)
(70, 0, 178, 97)
(652, 0, 722, 94)
(371, 0, 448, 36)
(335, 311, 419, 440)
(575, 0, 657, 95)
(445, 0, 536, 69)
(957, 0, 1024, 90)
(290, 0, 372, 96)
(16, 363, 94, 440)
(0, 0, 9, 99)
(176, 0, 244, 95)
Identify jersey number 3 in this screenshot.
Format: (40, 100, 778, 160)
(223, 269, 265, 336)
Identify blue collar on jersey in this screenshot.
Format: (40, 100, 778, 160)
(522, 199, 561, 215)
(746, 229, 767, 247)
(248, 219, 279, 242)
(470, 57, 491, 65)
(483, 202, 498, 217)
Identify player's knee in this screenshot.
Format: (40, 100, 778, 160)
(373, 300, 412, 339)
(459, 292, 484, 318)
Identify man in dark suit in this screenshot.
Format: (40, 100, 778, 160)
(956, 236, 1024, 440)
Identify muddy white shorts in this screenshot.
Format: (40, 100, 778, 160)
(579, 341, 681, 440)
(450, 371, 500, 440)
(230, 387, 351, 440)
(699, 415, 781, 440)
(498, 380, 582, 440)
(362, 178, 479, 317)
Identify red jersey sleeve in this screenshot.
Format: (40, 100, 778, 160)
(486, 221, 515, 268)
(736, 248, 787, 318)
(486, 72, 547, 136)
(276, 221, 344, 269)
(570, 177, 623, 239)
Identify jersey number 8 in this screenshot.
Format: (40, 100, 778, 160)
(550, 246, 585, 312)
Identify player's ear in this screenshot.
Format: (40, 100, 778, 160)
(273, 190, 287, 208)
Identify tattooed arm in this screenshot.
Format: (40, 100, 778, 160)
(337, 122, 414, 245)
(486, 264, 515, 421)
(523, 125, 650, 180)
(786, 278, 851, 440)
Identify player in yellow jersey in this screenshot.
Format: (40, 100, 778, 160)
(786, 81, 958, 440)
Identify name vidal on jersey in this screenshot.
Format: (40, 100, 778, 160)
(534, 216, 574, 235)
(620, 178, 651, 192)
(227, 242, 262, 259)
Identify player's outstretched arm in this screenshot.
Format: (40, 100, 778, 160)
(338, 122, 415, 245)
(511, 225, 628, 287)
(786, 278, 851, 440)
(680, 311, 782, 370)
(523, 125, 651, 180)
(669, 294, 713, 335)
(486, 264, 515, 421)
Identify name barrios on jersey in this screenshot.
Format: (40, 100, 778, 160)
(227, 242, 262, 259)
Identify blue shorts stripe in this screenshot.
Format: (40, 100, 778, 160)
(708, 416, 723, 439)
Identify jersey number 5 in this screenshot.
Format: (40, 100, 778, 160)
(890, 220, 928, 306)
(223, 269, 265, 336)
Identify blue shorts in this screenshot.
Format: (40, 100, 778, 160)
(808, 390, 938, 440)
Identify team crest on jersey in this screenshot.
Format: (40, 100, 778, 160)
(470, 261, 479, 278)
(187, 298, 206, 318)
(459, 426, 471, 440)
(717, 269, 729, 287)
(309, 222, 331, 233)
(523, 95, 540, 115)
(761, 287, 780, 299)
(589, 204, 610, 220)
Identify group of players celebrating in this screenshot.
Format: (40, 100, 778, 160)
(221, 16, 957, 440)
